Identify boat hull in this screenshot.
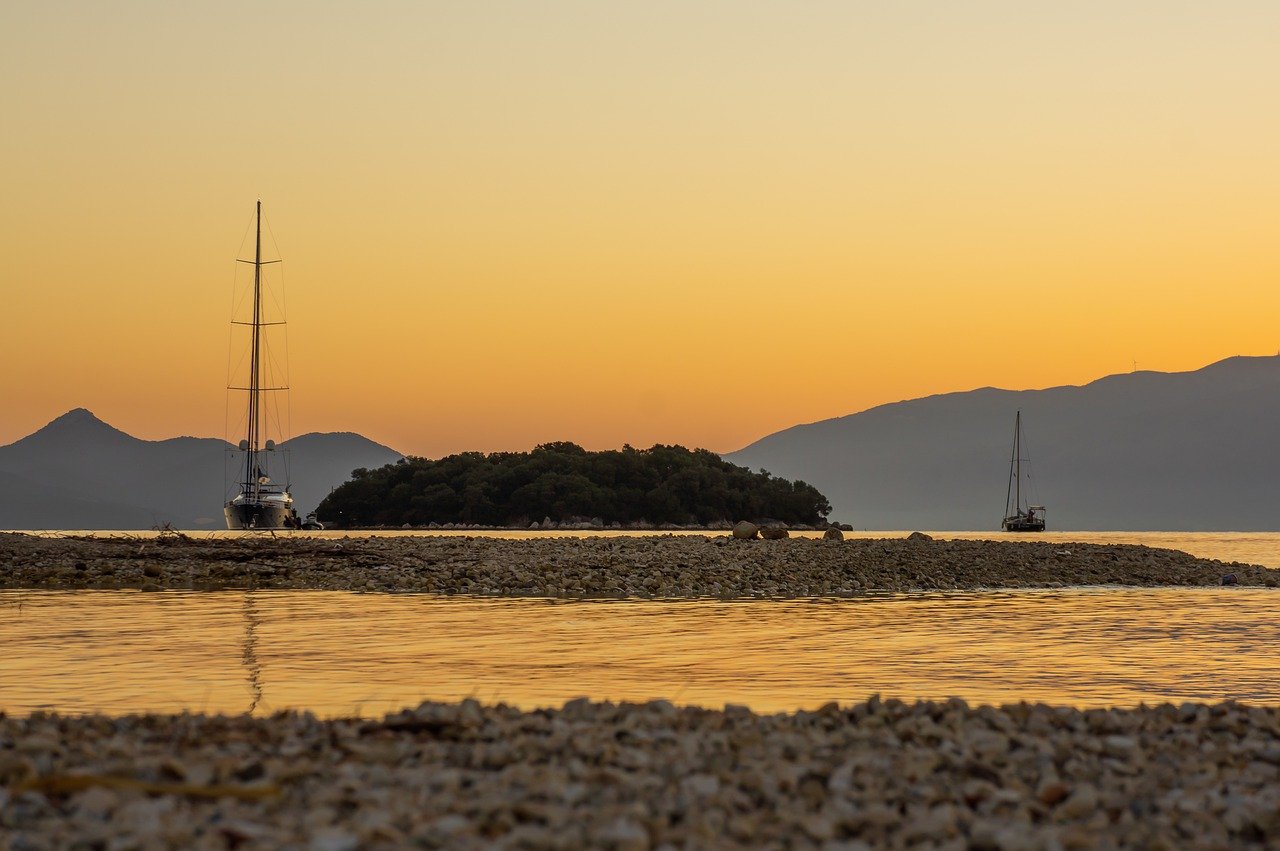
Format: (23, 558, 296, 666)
(1002, 517, 1046, 532)
(224, 502, 299, 530)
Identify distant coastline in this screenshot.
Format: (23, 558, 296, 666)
(333, 520, 852, 532)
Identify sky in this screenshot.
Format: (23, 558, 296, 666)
(2, 2, 1278, 457)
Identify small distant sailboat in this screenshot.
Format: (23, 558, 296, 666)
(224, 201, 304, 530)
(1002, 410, 1046, 532)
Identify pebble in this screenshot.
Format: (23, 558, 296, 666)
(4, 698, 1280, 848)
(1056, 783, 1099, 819)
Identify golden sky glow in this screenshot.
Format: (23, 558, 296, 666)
(2, 3, 1278, 456)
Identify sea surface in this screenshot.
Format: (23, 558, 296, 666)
(18, 529, 1280, 567)
(3, 587, 1277, 717)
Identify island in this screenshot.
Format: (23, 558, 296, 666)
(315, 442, 833, 530)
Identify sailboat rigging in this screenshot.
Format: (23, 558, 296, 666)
(1001, 410, 1046, 532)
(224, 201, 305, 530)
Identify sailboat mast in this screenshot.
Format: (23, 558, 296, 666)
(1004, 412, 1016, 519)
(244, 200, 263, 494)
(1014, 410, 1022, 513)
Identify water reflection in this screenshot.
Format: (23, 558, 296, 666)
(2, 588, 1278, 717)
(242, 593, 262, 713)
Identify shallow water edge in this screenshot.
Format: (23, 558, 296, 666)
(5, 586, 1279, 718)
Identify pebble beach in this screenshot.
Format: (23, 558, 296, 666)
(2, 531, 1276, 597)
(5, 531, 1280, 848)
(5, 698, 1280, 849)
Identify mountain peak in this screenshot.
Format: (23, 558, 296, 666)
(0, 408, 138, 457)
(17, 408, 136, 446)
(47, 408, 105, 427)
(43, 407, 119, 431)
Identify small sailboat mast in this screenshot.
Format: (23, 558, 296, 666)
(1002, 410, 1046, 532)
(1009, 410, 1022, 520)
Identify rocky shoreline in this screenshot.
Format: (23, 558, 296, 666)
(5, 535, 1280, 848)
(1, 531, 1275, 597)
(4, 697, 1280, 848)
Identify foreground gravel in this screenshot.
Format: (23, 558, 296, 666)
(0, 532, 1275, 597)
(4, 698, 1280, 849)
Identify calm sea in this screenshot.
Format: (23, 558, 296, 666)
(3, 587, 1278, 717)
(5, 531, 1276, 717)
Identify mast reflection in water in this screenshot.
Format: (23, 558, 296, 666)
(3, 588, 1279, 717)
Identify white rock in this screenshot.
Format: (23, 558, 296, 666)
(309, 829, 360, 851)
(683, 773, 720, 797)
(594, 816, 649, 850)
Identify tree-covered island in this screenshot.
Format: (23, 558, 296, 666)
(316, 443, 832, 528)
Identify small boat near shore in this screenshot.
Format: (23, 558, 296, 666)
(223, 201, 316, 530)
(1002, 410, 1046, 532)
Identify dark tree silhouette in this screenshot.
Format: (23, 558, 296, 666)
(316, 443, 832, 527)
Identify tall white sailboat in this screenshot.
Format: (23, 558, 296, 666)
(224, 201, 300, 530)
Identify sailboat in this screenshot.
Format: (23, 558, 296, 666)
(1001, 410, 1046, 532)
(224, 201, 303, 530)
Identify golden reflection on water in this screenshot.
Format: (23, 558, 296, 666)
(2, 589, 1278, 717)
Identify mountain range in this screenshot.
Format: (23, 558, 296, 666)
(725, 355, 1280, 531)
(0, 409, 402, 530)
(8, 355, 1279, 531)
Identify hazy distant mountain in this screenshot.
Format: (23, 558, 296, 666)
(0, 409, 402, 530)
(725, 356, 1280, 531)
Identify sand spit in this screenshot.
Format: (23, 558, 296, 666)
(1, 532, 1276, 597)
(5, 698, 1280, 848)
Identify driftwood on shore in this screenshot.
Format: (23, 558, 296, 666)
(1, 532, 1275, 597)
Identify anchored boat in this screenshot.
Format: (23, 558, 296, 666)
(224, 201, 304, 530)
(1001, 410, 1046, 532)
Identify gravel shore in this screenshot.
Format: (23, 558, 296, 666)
(6, 535, 1280, 848)
(1, 532, 1275, 597)
(5, 697, 1280, 849)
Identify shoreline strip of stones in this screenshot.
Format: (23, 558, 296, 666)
(1, 531, 1276, 597)
(4, 697, 1280, 848)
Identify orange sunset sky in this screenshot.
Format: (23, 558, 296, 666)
(2, 2, 1278, 458)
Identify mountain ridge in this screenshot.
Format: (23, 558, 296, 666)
(726, 355, 1280, 531)
(739, 355, 1276, 447)
(0, 410, 404, 530)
